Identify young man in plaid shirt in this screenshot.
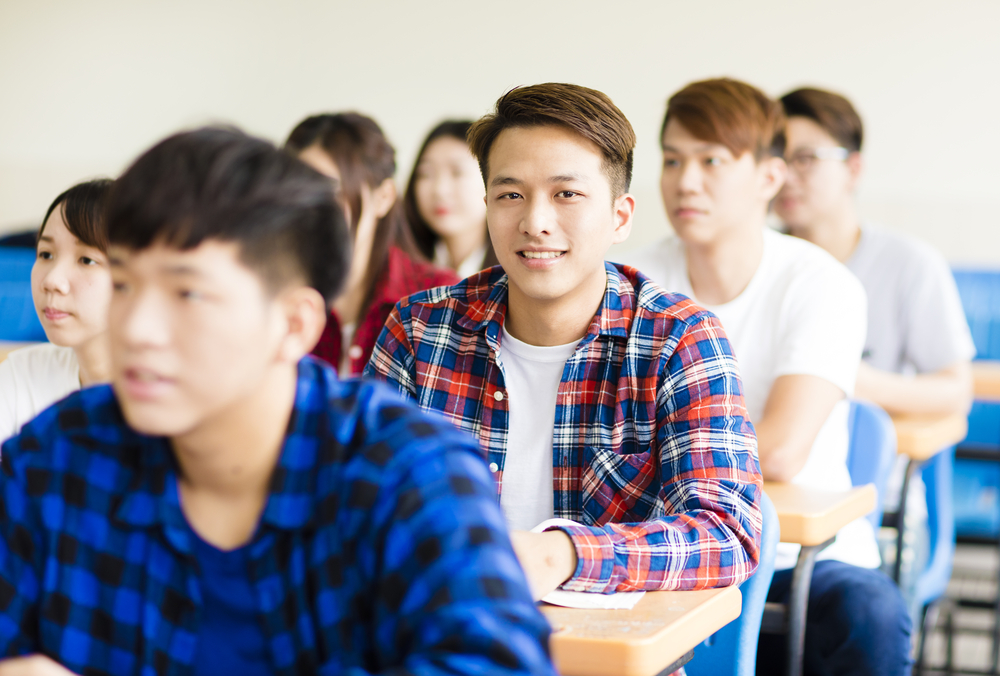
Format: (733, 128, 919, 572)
(366, 83, 763, 599)
(0, 127, 553, 675)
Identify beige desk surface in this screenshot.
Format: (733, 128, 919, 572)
(543, 586, 742, 676)
(0, 341, 36, 364)
(973, 361, 1000, 402)
(891, 412, 967, 461)
(763, 482, 876, 547)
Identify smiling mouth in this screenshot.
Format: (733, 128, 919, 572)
(518, 251, 565, 259)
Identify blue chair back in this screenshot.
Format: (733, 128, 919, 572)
(687, 491, 779, 676)
(846, 399, 898, 529)
(0, 248, 45, 341)
(914, 446, 955, 610)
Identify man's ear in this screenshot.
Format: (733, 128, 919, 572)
(611, 192, 635, 246)
(371, 178, 397, 219)
(846, 152, 863, 192)
(760, 156, 788, 202)
(276, 286, 328, 364)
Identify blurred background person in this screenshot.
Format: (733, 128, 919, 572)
(0, 179, 114, 442)
(404, 120, 497, 278)
(286, 113, 457, 375)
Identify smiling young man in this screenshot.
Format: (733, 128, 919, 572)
(366, 83, 762, 600)
(776, 87, 974, 416)
(624, 78, 911, 675)
(0, 127, 553, 676)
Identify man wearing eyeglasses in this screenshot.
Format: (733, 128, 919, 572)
(776, 87, 974, 418)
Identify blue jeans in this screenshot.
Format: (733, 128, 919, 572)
(756, 560, 913, 676)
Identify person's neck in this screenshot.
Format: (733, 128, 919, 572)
(172, 364, 298, 549)
(683, 221, 765, 306)
(443, 226, 486, 271)
(504, 267, 606, 347)
(785, 203, 861, 263)
(73, 333, 111, 387)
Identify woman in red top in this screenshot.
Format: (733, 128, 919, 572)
(285, 113, 458, 375)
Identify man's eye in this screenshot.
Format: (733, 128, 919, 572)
(558, 191, 579, 198)
(663, 158, 680, 168)
(705, 157, 722, 166)
(499, 192, 522, 200)
(112, 281, 129, 293)
(179, 289, 201, 300)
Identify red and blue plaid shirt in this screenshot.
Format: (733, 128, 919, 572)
(366, 263, 763, 594)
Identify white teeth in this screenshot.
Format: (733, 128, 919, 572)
(521, 251, 564, 259)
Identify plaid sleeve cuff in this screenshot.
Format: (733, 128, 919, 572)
(546, 522, 618, 594)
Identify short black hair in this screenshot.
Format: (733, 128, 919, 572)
(107, 126, 351, 305)
(780, 88, 863, 152)
(40, 178, 115, 252)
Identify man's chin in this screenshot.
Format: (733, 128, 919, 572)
(116, 398, 195, 439)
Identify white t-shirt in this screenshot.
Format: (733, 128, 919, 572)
(0, 343, 80, 444)
(498, 323, 580, 532)
(847, 225, 975, 374)
(623, 228, 880, 569)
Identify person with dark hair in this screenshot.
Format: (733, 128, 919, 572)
(0, 127, 554, 676)
(0, 178, 114, 442)
(367, 83, 762, 601)
(285, 112, 457, 376)
(623, 78, 911, 675)
(403, 120, 498, 277)
(777, 87, 974, 417)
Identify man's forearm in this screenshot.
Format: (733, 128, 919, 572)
(855, 362, 973, 416)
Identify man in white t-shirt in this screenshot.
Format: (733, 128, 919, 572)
(776, 87, 975, 413)
(624, 78, 910, 676)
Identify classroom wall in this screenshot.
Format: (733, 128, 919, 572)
(1, 0, 997, 264)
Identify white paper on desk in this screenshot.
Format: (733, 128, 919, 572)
(530, 517, 647, 610)
(541, 589, 645, 609)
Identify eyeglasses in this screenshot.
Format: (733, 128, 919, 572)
(785, 147, 850, 175)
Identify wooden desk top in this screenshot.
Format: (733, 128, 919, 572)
(0, 342, 36, 364)
(543, 586, 742, 676)
(973, 360, 1000, 402)
(763, 482, 876, 547)
(891, 412, 967, 461)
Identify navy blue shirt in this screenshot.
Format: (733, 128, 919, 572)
(190, 533, 271, 675)
(0, 357, 553, 676)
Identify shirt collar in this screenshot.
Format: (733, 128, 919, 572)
(456, 262, 637, 347)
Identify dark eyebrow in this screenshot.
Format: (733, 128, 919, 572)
(490, 175, 522, 188)
(662, 143, 722, 153)
(550, 174, 586, 183)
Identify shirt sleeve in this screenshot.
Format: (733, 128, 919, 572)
(0, 359, 22, 446)
(551, 313, 763, 593)
(359, 414, 555, 676)
(0, 440, 44, 655)
(901, 244, 977, 372)
(770, 262, 867, 397)
(364, 303, 418, 400)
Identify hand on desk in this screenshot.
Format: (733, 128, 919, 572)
(509, 529, 577, 601)
(0, 656, 77, 675)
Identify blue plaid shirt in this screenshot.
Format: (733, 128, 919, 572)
(0, 357, 553, 676)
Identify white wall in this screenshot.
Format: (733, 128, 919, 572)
(2, 0, 998, 264)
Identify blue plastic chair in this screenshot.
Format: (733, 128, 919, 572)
(0, 248, 45, 341)
(846, 399, 898, 529)
(687, 491, 779, 676)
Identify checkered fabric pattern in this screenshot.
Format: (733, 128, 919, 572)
(0, 358, 553, 676)
(366, 263, 763, 594)
(312, 246, 458, 376)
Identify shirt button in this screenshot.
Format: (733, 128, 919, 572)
(489, 462, 499, 473)
(493, 390, 504, 402)
(348, 345, 363, 360)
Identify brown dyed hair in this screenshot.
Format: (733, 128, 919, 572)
(467, 83, 636, 198)
(662, 78, 786, 160)
(403, 120, 498, 270)
(39, 178, 114, 252)
(285, 112, 419, 311)
(780, 87, 864, 152)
